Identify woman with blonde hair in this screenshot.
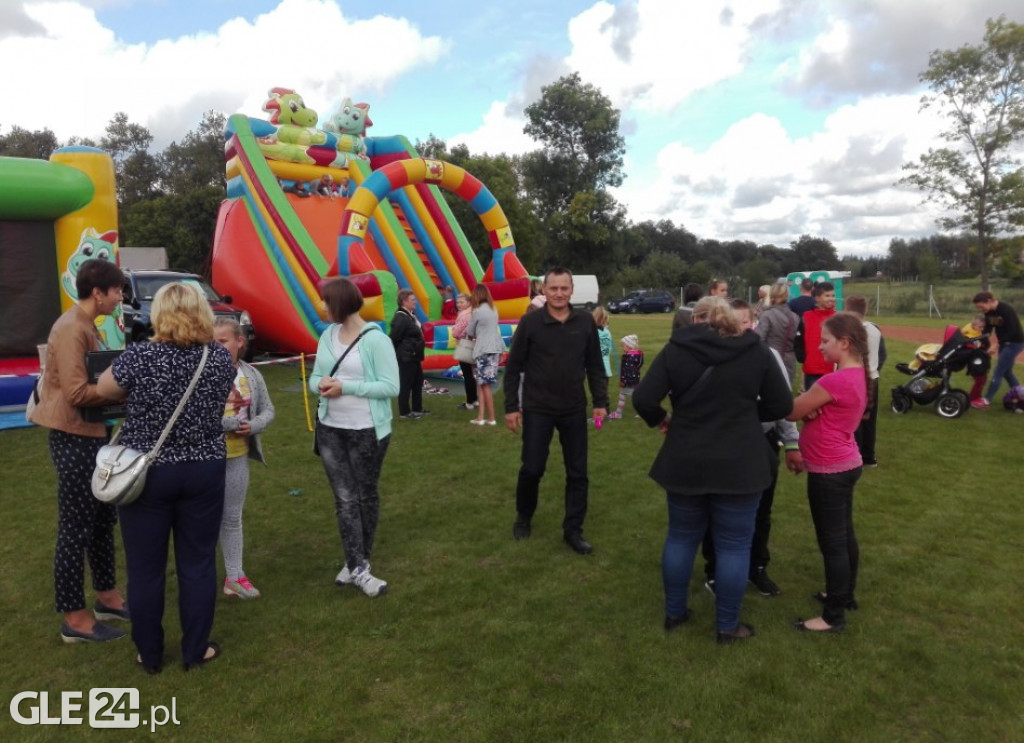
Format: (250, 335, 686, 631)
(98, 282, 235, 672)
(634, 296, 792, 643)
(451, 293, 478, 410)
(756, 282, 800, 384)
(467, 283, 505, 425)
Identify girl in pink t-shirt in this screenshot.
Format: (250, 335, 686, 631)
(787, 312, 869, 634)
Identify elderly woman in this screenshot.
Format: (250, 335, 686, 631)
(633, 296, 792, 643)
(98, 283, 235, 673)
(30, 259, 129, 644)
(756, 282, 800, 385)
(451, 293, 478, 411)
(467, 283, 505, 426)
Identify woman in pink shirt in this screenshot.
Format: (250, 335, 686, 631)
(788, 313, 869, 633)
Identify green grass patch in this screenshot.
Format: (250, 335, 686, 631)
(1, 315, 1022, 741)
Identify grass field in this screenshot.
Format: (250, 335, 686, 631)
(2, 313, 1023, 742)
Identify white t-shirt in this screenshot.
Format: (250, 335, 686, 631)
(323, 333, 374, 430)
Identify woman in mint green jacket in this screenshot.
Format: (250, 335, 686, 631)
(309, 279, 399, 597)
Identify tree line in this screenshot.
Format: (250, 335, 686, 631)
(3, 15, 1022, 296)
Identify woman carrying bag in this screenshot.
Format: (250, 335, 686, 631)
(97, 282, 235, 673)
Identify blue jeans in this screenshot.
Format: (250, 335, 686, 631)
(985, 342, 1023, 401)
(515, 411, 589, 533)
(663, 491, 761, 631)
(807, 468, 861, 625)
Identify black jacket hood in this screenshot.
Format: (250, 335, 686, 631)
(668, 323, 763, 366)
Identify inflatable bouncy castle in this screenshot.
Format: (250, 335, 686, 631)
(212, 88, 531, 367)
(0, 148, 122, 427)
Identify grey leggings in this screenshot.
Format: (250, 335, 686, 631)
(219, 455, 250, 580)
(316, 423, 390, 570)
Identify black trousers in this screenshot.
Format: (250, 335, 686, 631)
(515, 410, 589, 534)
(49, 429, 117, 613)
(397, 359, 424, 415)
(807, 467, 862, 625)
(119, 459, 226, 668)
(459, 361, 478, 405)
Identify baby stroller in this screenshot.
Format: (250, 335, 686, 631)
(891, 325, 986, 419)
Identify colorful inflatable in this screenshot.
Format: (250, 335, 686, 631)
(0, 148, 122, 426)
(212, 87, 531, 367)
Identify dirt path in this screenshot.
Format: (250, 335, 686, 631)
(878, 325, 1024, 363)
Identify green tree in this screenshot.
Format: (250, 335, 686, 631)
(520, 74, 627, 274)
(100, 112, 162, 207)
(0, 125, 59, 159)
(900, 16, 1024, 289)
(161, 110, 226, 195)
(788, 235, 843, 271)
(120, 186, 223, 274)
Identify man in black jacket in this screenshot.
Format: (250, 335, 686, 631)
(503, 268, 609, 554)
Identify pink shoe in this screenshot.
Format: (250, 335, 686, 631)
(608, 412, 623, 419)
(971, 398, 990, 410)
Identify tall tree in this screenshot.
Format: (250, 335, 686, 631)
(520, 73, 627, 274)
(900, 16, 1024, 289)
(161, 110, 227, 195)
(100, 112, 162, 207)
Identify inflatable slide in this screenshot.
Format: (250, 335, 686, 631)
(0, 149, 121, 428)
(212, 89, 531, 367)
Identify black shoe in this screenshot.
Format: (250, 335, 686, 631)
(812, 591, 859, 610)
(136, 654, 162, 675)
(94, 600, 130, 622)
(749, 568, 781, 597)
(563, 531, 593, 555)
(664, 609, 693, 631)
(512, 517, 531, 540)
(60, 621, 126, 644)
(794, 617, 846, 633)
(716, 622, 755, 645)
(183, 642, 221, 671)
(417, 409, 431, 416)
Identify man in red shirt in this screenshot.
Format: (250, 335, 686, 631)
(794, 282, 837, 390)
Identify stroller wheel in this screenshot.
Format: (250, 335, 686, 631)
(935, 390, 969, 419)
(891, 388, 912, 414)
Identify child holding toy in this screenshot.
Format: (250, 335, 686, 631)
(214, 318, 276, 599)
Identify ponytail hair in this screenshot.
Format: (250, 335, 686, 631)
(824, 312, 872, 413)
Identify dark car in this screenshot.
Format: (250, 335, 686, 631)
(122, 270, 256, 356)
(607, 290, 676, 314)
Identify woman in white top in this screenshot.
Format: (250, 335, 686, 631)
(309, 278, 400, 597)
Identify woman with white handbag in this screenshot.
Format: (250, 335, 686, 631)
(29, 259, 129, 644)
(97, 283, 235, 673)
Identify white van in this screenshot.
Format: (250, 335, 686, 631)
(570, 274, 600, 310)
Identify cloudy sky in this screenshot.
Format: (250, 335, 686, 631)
(0, 0, 1014, 256)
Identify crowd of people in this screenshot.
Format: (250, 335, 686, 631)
(31, 264, 1021, 668)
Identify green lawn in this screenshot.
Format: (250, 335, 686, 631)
(2, 314, 1023, 742)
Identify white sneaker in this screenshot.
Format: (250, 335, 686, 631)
(334, 566, 354, 585)
(352, 565, 388, 597)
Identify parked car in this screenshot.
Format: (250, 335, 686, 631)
(607, 289, 676, 314)
(121, 270, 256, 357)
(569, 274, 601, 310)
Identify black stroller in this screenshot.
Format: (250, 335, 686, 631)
(891, 325, 987, 419)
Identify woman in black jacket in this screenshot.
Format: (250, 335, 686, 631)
(389, 289, 427, 419)
(634, 297, 792, 643)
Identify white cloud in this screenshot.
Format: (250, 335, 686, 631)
(1, 0, 448, 145)
(613, 93, 955, 255)
(448, 101, 534, 156)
